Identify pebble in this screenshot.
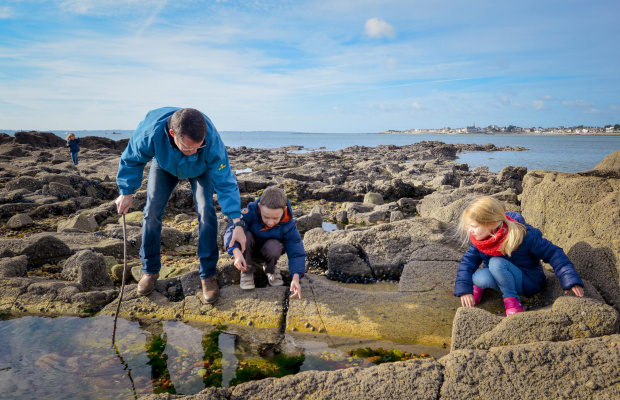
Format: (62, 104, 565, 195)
(291, 327, 297, 331)
(247, 321, 253, 326)
(585, 381, 598, 390)
(230, 311, 236, 318)
(304, 322, 311, 328)
(175, 313, 182, 319)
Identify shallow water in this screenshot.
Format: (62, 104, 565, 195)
(0, 315, 437, 399)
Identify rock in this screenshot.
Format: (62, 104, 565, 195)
(335, 209, 348, 224)
(231, 358, 443, 400)
(6, 213, 34, 229)
(61, 250, 114, 290)
(440, 335, 620, 399)
(521, 169, 620, 311)
(5, 176, 42, 192)
(497, 166, 527, 193)
(57, 213, 99, 233)
(120, 211, 143, 226)
(593, 149, 620, 171)
(13, 131, 65, 148)
(327, 243, 372, 278)
(161, 226, 187, 249)
(390, 210, 405, 222)
(46, 182, 78, 199)
(397, 197, 418, 213)
(472, 296, 619, 350)
(450, 307, 503, 351)
(5, 234, 72, 267)
(0, 255, 28, 277)
(296, 212, 323, 234)
(363, 192, 384, 205)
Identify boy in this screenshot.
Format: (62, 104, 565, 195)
(223, 186, 305, 299)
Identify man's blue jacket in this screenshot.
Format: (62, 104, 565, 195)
(223, 198, 306, 278)
(116, 107, 241, 219)
(454, 212, 583, 297)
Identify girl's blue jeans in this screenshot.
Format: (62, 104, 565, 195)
(70, 151, 78, 165)
(140, 159, 218, 280)
(472, 257, 524, 299)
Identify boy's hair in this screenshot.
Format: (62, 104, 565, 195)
(458, 196, 526, 256)
(259, 186, 287, 209)
(170, 108, 207, 142)
(66, 133, 75, 140)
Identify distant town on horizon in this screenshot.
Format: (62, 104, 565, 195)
(382, 123, 620, 135)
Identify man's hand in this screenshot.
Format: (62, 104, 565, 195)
(232, 248, 247, 271)
(229, 225, 247, 252)
(565, 285, 584, 297)
(460, 294, 475, 308)
(290, 274, 301, 299)
(115, 194, 133, 214)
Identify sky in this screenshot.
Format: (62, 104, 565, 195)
(0, 0, 619, 133)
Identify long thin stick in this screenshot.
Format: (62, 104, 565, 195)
(112, 214, 128, 345)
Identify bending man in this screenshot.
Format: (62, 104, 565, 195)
(115, 107, 245, 304)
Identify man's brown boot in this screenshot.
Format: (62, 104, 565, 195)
(137, 273, 159, 296)
(202, 276, 220, 304)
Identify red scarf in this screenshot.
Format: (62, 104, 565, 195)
(470, 215, 517, 256)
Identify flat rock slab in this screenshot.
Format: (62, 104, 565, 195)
(286, 275, 460, 346)
(440, 335, 620, 399)
(231, 358, 443, 400)
(100, 285, 287, 329)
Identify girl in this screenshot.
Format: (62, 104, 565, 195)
(454, 196, 584, 315)
(66, 133, 81, 165)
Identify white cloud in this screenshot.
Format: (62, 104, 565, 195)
(562, 100, 594, 108)
(364, 17, 395, 39)
(0, 6, 13, 19)
(411, 102, 421, 110)
(532, 100, 546, 110)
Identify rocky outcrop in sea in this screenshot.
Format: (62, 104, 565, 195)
(0, 131, 618, 399)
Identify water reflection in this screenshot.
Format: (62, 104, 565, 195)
(1, 315, 415, 399)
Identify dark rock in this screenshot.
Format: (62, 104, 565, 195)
(0, 255, 28, 277)
(61, 250, 113, 290)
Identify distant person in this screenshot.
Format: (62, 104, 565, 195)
(223, 186, 305, 299)
(66, 133, 81, 165)
(454, 196, 584, 315)
(115, 107, 246, 304)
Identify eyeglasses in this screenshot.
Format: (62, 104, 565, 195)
(172, 131, 207, 152)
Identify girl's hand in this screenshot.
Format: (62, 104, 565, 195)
(565, 285, 584, 297)
(460, 294, 475, 307)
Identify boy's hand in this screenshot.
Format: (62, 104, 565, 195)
(290, 274, 301, 299)
(565, 285, 584, 297)
(460, 294, 475, 308)
(232, 248, 247, 271)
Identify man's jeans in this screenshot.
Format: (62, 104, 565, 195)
(472, 257, 524, 299)
(140, 159, 218, 280)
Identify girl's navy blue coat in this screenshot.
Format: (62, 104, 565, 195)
(454, 212, 583, 297)
(68, 138, 81, 152)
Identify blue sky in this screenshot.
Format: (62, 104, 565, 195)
(0, 0, 619, 132)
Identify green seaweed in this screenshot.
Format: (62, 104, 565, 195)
(347, 347, 433, 365)
(229, 353, 305, 386)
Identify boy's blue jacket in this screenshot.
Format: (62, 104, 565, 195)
(116, 107, 241, 219)
(223, 198, 306, 277)
(454, 212, 583, 297)
(68, 138, 80, 152)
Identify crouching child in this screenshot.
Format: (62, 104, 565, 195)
(223, 186, 306, 299)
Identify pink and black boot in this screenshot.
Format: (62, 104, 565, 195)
(473, 285, 484, 305)
(503, 297, 524, 316)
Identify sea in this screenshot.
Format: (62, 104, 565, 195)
(2, 129, 619, 173)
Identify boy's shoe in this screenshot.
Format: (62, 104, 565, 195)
(503, 297, 524, 316)
(240, 271, 255, 290)
(265, 267, 284, 286)
(201, 276, 220, 304)
(473, 285, 484, 305)
(137, 273, 159, 296)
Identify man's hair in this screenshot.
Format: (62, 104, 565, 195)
(170, 108, 207, 142)
(259, 186, 287, 209)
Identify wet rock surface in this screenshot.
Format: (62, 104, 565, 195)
(0, 132, 618, 398)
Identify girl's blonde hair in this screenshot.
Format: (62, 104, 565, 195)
(66, 133, 75, 140)
(458, 196, 526, 256)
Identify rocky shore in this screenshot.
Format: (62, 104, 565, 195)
(0, 131, 618, 399)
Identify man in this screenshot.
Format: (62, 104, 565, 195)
(115, 107, 246, 304)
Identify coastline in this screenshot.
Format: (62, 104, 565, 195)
(380, 130, 620, 136)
